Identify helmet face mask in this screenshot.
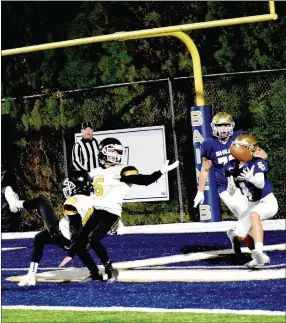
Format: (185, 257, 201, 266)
(98, 138, 127, 166)
(211, 112, 235, 139)
(62, 171, 91, 198)
(102, 144, 124, 164)
(63, 178, 76, 199)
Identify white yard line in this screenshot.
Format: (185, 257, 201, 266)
(2, 305, 285, 316)
(3, 263, 285, 272)
(2, 219, 285, 239)
(2, 267, 67, 271)
(2, 244, 285, 271)
(1, 247, 26, 251)
(113, 244, 285, 269)
(132, 263, 286, 269)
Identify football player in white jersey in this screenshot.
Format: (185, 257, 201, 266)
(4, 171, 104, 286)
(59, 137, 180, 280)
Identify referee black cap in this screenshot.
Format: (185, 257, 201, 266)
(81, 121, 93, 129)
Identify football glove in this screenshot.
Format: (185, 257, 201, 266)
(237, 165, 255, 183)
(193, 191, 204, 208)
(227, 175, 236, 196)
(160, 160, 179, 175)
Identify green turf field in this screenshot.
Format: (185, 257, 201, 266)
(2, 309, 285, 323)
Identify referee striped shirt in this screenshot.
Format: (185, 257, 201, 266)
(72, 138, 99, 172)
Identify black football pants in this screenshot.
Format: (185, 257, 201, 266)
(83, 210, 119, 266)
(24, 196, 99, 274)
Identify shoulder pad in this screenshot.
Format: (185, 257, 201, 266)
(121, 165, 139, 176)
(254, 157, 268, 169)
(64, 195, 79, 206)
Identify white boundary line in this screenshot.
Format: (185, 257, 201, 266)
(2, 263, 285, 271)
(2, 219, 285, 239)
(2, 267, 66, 271)
(2, 305, 284, 316)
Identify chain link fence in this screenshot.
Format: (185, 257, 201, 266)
(2, 69, 285, 231)
(62, 68, 286, 221)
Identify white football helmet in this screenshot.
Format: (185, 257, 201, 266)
(98, 138, 128, 166)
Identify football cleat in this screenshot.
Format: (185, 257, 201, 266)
(226, 229, 241, 255)
(245, 251, 270, 269)
(5, 186, 20, 213)
(81, 272, 104, 283)
(18, 273, 36, 287)
(104, 260, 119, 283)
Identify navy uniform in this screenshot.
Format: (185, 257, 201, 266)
(224, 157, 278, 236)
(196, 112, 249, 217)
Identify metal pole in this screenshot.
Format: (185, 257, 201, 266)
(62, 130, 68, 178)
(168, 78, 185, 222)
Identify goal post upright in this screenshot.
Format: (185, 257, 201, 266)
(1, 2, 277, 222)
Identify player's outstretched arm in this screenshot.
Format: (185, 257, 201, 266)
(120, 160, 179, 186)
(160, 160, 179, 174)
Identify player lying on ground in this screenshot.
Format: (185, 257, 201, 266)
(59, 137, 180, 276)
(4, 173, 105, 286)
(224, 134, 278, 269)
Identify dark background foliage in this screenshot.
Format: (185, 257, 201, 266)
(1, 1, 286, 230)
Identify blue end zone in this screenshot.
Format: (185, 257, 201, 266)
(1, 230, 286, 311)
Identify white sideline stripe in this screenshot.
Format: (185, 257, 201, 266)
(7, 268, 285, 283)
(3, 263, 286, 272)
(1, 247, 26, 251)
(115, 269, 285, 282)
(113, 244, 285, 269)
(2, 305, 285, 316)
(2, 244, 285, 272)
(2, 268, 67, 271)
(2, 219, 285, 239)
(133, 263, 286, 270)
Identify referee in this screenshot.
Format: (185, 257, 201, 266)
(72, 121, 99, 172)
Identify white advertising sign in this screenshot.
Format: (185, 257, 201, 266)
(75, 126, 169, 202)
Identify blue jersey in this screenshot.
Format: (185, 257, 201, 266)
(200, 130, 248, 193)
(224, 158, 273, 202)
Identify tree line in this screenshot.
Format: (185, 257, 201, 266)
(1, 2, 286, 230)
